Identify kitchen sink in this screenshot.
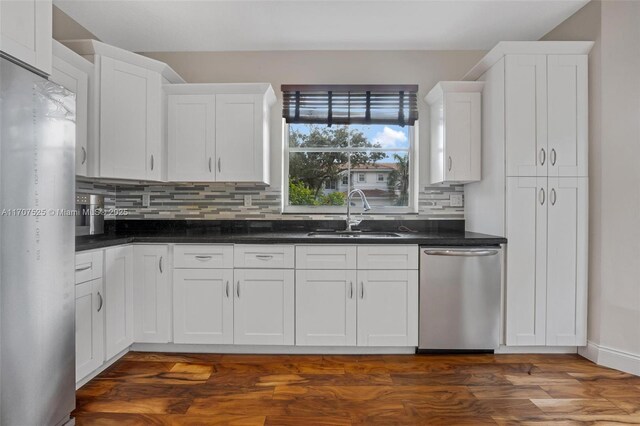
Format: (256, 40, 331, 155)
(306, 231, 402, 238)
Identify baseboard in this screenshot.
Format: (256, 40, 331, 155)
(131, 343, 416, 355)
(75, 347, 130, 389)
(579, 340, 640, 376)
(495, 345, 577, 354)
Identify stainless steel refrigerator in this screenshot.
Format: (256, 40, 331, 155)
(0, 56, 76, 425)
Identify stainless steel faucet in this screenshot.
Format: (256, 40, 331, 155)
(345, 189, 371, 231)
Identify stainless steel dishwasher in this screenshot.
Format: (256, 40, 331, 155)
(419, 247, 502, 352)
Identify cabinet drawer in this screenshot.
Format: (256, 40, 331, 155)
(174, 245, 233, 269)
(234, 245, 294, 269)
(75, 250, 104, 284)
(296, 245, 357, 270)
(357, 245, 418, 270)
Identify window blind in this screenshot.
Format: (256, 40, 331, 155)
(282, 84, 418, 127)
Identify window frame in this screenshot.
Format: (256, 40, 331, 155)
(282, 121, 419, 215)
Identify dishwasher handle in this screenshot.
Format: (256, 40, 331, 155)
(424, 249, 499, 257)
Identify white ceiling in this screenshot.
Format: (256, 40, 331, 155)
(54, 0, 589, 52)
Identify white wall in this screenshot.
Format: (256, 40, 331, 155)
(542, 0, 640, 374)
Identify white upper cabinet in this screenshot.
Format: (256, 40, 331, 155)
(215, 94, 267, 182)
(426, 82, 483, 184)
(505, 55, 547, 177)
(50, 41, 93, 177)
(62, 40, 185, 181)
(505, 53, 588, 177)
(547, 55, 588, 177)
(167, 94, 216, 181)
(100, 56, 162, 180)
(0, 0, 51, 74)
(164, 84, 276, 184)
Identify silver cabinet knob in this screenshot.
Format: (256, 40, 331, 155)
(539, 187, 545, 205)
(539, 148, 546, 166)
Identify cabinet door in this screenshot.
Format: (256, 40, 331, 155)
(173, 269, 233, 344)
(104, 245, 134, 359)
(133, 245, 171, 343)
(75, 278, 104, 381)
(506, 177, 547, 346)
(234, 269, 294, 345)
(546, 177, 588, 346)
(444, 92, 481, 182)
(505, 55, 547, 177)
(357, 270, 418, 347)
(168, 94, 216, 181)
(100, 56, 162, 180)
(50, 54, 90, 177)
(0, 0, 51, 74)
(296, 270, 357, 346)
(547, 55, 588, 177)
(216, 94, 263, 182)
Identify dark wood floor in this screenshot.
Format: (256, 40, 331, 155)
(74, 352, 640, 425)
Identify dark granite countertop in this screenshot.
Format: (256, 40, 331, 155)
(76, 220, 507, 252)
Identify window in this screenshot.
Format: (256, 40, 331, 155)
(282, 84, 418, 213)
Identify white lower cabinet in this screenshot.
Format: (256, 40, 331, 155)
(506, 176, 588, 346)
(104, 245, 134, 359)
(357, 270, 419, 347)
(296, 270, 357, 346)
(294, 245, 419, 348)
(173, 268, 234, 344)
(75, 278, 104, 381)
(133, 245, 171, 343)
(234, 269, 295, 345)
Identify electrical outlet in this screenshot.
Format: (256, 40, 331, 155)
(142, 194, 151, 207)
(244, 195, 252, 207)
(450, 193, 463, 207)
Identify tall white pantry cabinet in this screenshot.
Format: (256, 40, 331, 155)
(464, 42, 593, 347)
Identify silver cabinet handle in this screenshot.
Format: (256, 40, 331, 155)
(218, 158, 221, 173)
(209, 157, 212, 173)
(539, 148, 546, 166)
(150, 154, 154, 171)
(159, 256, 163, 273)
(226, 281, 230, 298)
(349, 281, 353, 299)
(81, 146, 87, 165)
(255, 254, 273, 260)
(551, 188, 557, 206)
(97, 291, 103, 312)
(448, 156, 452, 172)
(539, 187, 545, 205)
(550, 148, 557, 166)
(424, 249, 499, 257)
(75, 264, 92, 272)
(360, 281, 364, 299)
(195, 255, 212, 260)
(236, 280, 240, 298)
